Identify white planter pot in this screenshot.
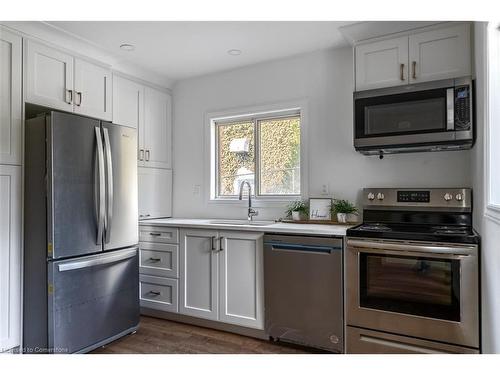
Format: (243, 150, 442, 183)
(292, 211, 301, 221)
(337, 213, 347, 223)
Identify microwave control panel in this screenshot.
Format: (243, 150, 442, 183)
(455, 85, 471, 130)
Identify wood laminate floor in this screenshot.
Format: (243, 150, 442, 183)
(92, 316, 320, 354)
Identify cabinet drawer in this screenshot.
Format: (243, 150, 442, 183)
(139, 242, 178, 278)
(346, 326, 479, 354)
(139, 275, 178, 313)
(139, 225, 178, 244)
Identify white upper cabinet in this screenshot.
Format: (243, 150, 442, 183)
(218, 231, 264, 329)
(74, 58, 112, 121)
(409, 23, 471, 84)
(25, 39, 112, 120)
(25, 39, 74, 112)
(354, 23, 471, 91)
(0, 28, 22, 165)
(143, 87, 172, 169)
(179, 229, 219, 321)
(138, 167, 172, 220)
(0, 165, 21, 351)
(355, 36, 409, 91)
(112, 74, 143, 129)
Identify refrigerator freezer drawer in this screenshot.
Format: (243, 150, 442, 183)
(47, 248, 139, 353)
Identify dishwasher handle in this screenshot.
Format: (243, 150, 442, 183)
(264, 241, 341, 254)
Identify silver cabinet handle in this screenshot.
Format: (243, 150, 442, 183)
(58, 248, 136, 272)
(218, 236, 224, 252)
(76, 91, 82, 106)
(148, 257, 161, 263)
(148, 291, 161, 296)
(149, 232, 161, 237)
(103, 127, 113, 244)
(145, 214, 151, 217)
(412, 61, 417, 79)
(65, 89, 73, 104)
(95, 127, 105, 245)
(145, 149, 150, 161)
(400, 63, 405, 81)
(139, 149, 144, 161)
(210, 236, 216, 251)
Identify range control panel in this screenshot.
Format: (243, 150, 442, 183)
(363, 188, 472, 211)
(397, 191, 430, 203)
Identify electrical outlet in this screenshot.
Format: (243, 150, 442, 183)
(320, 184, 329, 195)
(193, 184, 201, 196)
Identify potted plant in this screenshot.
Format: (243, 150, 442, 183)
(331, 199, 358, 224)
(285, 200, 309, 221)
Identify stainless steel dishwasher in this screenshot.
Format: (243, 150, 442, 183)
(264, 234, 343, 353)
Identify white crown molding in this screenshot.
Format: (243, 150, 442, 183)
(1, 21, 174, 89)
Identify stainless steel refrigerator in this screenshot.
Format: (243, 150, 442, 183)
(23, 111, 139, 354)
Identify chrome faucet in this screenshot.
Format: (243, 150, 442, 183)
(238, 180, 258, 221)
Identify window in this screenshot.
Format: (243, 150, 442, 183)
(487, 23, 500, 214)
(211, 109, 302, 200)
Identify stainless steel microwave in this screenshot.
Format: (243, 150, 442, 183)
(353, 77, 474, 156)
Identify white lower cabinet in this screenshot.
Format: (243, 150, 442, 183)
(179, 229, 219, 320)
(218, 231, 264, 329)
(0, 165, 21, 352)
(140, 275, 178, 313)
(179, 228, 264, 329)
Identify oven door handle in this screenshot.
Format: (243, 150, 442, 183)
(347, 239, 476, 257)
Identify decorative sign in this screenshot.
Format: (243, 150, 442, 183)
(309, 198, 332, 221)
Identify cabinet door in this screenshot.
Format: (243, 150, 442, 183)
(409, 24, 471, 83)
(138, 168, 172, 220)
(112, 75, 143, 130)
(218, 231, 264, 329)
(0, 165, 21, 351)
(355, 36, 408, 91)
(74, 58, 112, 121)
(25, 39, 74, 111)
(179, 229, 219, 320)
(143, 87, 172, 169)
(0, 28, 22, 166)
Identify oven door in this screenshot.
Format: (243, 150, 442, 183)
(346, 238, 479, 348)
(354, 85, 457, 148)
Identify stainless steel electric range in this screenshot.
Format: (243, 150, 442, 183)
(345, 188, 480, 354)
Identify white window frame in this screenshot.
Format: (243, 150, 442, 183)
(204, 100, 309, 207)
(485, 22, 500, 223)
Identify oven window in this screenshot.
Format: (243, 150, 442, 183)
(359, 254, 460, 321)
(364, 98, 446, 136)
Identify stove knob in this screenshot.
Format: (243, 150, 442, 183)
(367, 192, 375, 201)
(377, 192, 385, 200)
(444, 193, 453, 201)
(455, 193, 463, 201)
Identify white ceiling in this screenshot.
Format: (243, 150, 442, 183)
(45, 21, 355, 83)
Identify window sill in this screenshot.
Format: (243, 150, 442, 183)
(208, 197, 300, 208)
(485, 204, 500, 225)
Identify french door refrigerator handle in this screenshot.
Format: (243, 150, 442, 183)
(103, 127, 113, 244)
(57, 248, 137, 272)
(95, 127, 105, 245)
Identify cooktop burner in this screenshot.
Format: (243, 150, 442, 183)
(358, 223, 392, 231)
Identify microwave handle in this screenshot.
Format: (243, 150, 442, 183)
(446, 88, 454, 130)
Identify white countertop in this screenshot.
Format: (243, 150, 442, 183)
(139, 218, 353, 236)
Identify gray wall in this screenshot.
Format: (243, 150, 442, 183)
(172, 46, 472, 220)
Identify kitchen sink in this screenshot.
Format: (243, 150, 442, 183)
(208, 219, 275, 226)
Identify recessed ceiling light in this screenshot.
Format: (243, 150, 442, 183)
(227, 49, 242, 56)
(120, 43, 135, 52)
